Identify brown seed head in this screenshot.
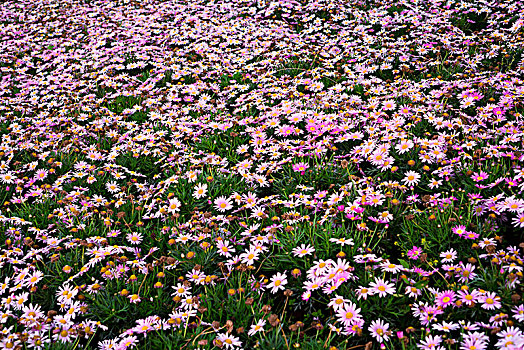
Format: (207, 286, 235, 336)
(261, 305, 272, 314)
(268, 314, 280, 327)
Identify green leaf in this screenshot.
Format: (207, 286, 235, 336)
(398, 259, 410, 269)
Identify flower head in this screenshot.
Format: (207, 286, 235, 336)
(368, 318, 390, 343)
(267, 272, 287, 294)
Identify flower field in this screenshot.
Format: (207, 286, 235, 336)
(1, 0, 524, 348)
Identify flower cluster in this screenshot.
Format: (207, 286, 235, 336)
(0, 0, 523, 349)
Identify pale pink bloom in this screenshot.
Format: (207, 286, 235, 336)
(369, 277, 395, 297)
(267, 272, 287, 294)
(167, 197, 181, 214)
(292, 244, 315, 257)
(248, 319, 266, 336)
(214, 196, 233, 212)
(368, 318, 390, 343)
(402, 171, 421, 186)
(193, 183, 208, 199)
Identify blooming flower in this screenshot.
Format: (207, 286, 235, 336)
(457, 288, 481, 307)
(471, 171, 488, 182)
(216, 240, 235, 257)
(216, 333, 242, 349)
(513, 304, 524, 322)
(329, 237, 355, 246)
(380, 261, 403, 274)
(368, 318, 390, 343)
(396, 140, 414, 155)
(457, 262, 477, 283)
(193, 183, 208, 199)
(167, 197, 182, 214)
(328, 295, 349, 311)
(129, 294, 141, 304)
(239, 249, 259, 266)
(417, 334, 443, 350)
(407, 246, 423, 260)
(405, 286, 422, 299)
(106, 182, 120, 194)
(369, 277, 395, 297)
(452, 225, 467, 237)
(435, 290, 455, 309)
(479, 291, 501, 310)
(126, 232, 143, 245)
(248, 319, 266, 336)
(402, 171, 421, 186)
(267, 272, 287, 294)
(292, 244, 315, 257)
(463, 230, 479, 240)
(336, 301, 362, 326)
(382, 100, 396, 111)
(432, 321, 458, 333)
(292, 162, 309, 174)
(214, 196, 233, 212)
(439, 249, 457, 263)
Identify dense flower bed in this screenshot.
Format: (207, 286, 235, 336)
(0, 0, 524, 349)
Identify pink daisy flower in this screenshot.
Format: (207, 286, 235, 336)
(463, 231, 479, 240)
(292, 244, 315, 257)
(418, 334, 443, 350)
(267, 272, 287, 294)
(355, 286, 372, 300)
(368, 318, 390, 343)
(369, 277, 395, 297)
(407, 246, 423, 260)
(451, 225, 467, 237)
(216, 332, 242, 349)
(457, 262, 477, 283)
(167, 197, 182, 214)
(129, 294, 141, 304)
(402, 170, 421, 186)
(328, 295, 349, 311)
(457, 289, 481, 306)
(292, 162, 310, 174)
(214, 196, 233, 212)
(382, 100, 396, 111)
(336, 301, 362, 327)
(512, 304, 524, 322)
(126, 232, 143, 245)
(439, 249, 457, 263)
(216, 240, 235, 257)
(480, 291, 501, 310)
(248, 319, 266, 337)
(435, 290, 455, 309)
